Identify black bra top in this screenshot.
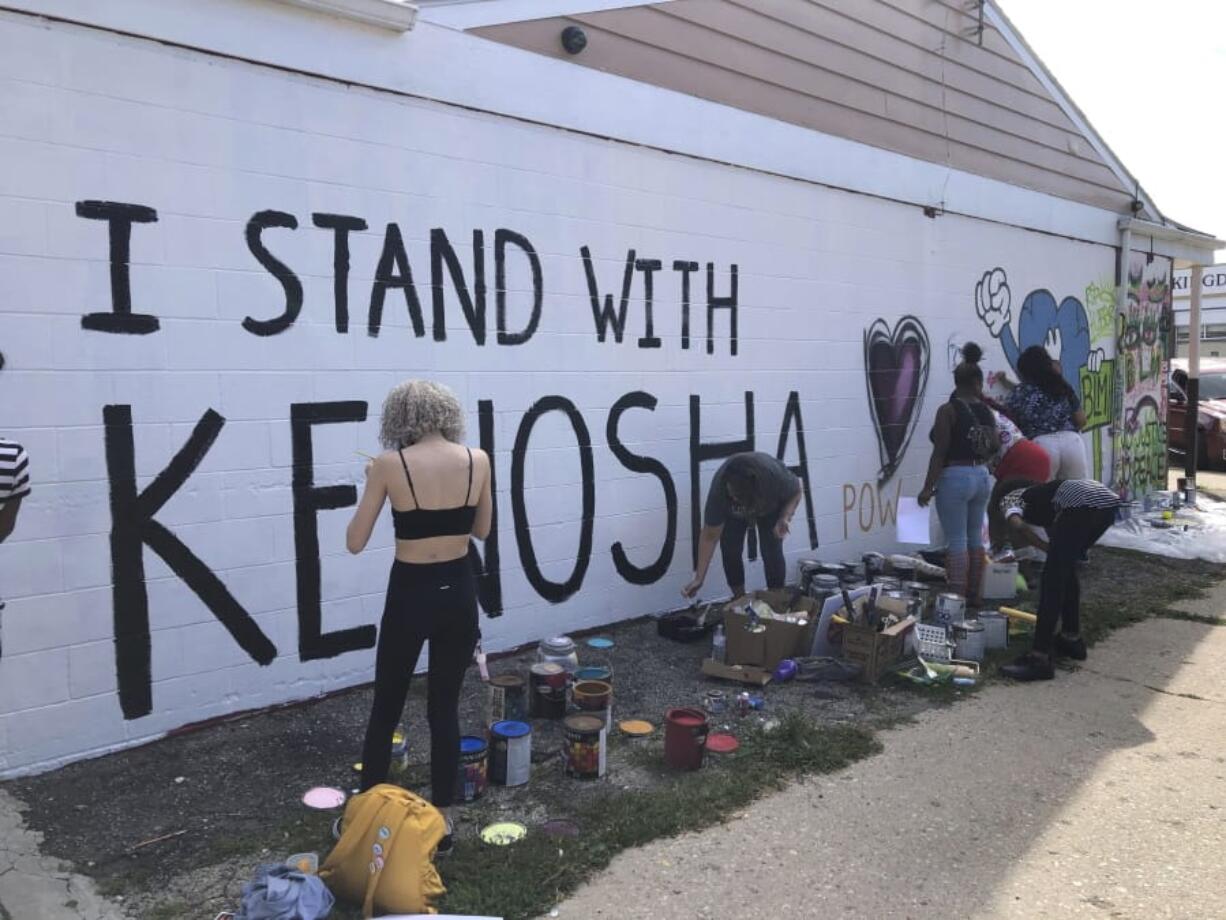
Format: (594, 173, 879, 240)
(391, 447, 478, 540)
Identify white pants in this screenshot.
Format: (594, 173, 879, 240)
(1034, 430, 1089, 480)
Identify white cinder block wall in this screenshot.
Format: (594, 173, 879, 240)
(0, 7, 1128, 774)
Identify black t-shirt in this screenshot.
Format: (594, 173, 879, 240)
(704, 452, 800, 527)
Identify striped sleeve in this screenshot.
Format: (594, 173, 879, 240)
(0, 439, 30, 504)
(1053, 479, 1121, 511)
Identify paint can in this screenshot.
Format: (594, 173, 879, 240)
(571, 679, 612, 713)
(664, 707, 709, 771)
(575, 665, 612, 687)
(529, 662, 568, 719)
(488, 674, 528, 724)
(798, 560, 822, 593)
(953, 619, 986, 662)
(704, 689, 727, 714)
(934, 593, 966, 629)
(389, 729, 408, 774)
(978, 611, 1008, 650)
(563, 714, 606, 780)
(808, 573, 841, 606)
(874, 576, 901, 593)
(537, 635, 579, 678)
(455, 735, 488, 803)
(904, 582, 931, 618)
(489, 720, 532, 787)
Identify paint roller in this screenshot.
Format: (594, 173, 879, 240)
(998, 606, 1038, 624)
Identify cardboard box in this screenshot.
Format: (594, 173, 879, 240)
(983, 561, 1019, 599)
(841, 612, 915, 684)
(701, 658, 773, 686)
(723, 589, 817, 670)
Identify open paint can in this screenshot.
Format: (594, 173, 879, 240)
(489, 720, 532, 786)
(571, 679, 612, 712)
(953, 619, 986, 661)
(563, 714, 606, 780)
(455, 735, 488, 802)
(529, 663, 567, 719)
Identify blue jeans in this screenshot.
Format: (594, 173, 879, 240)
(934, 465, 991, 551)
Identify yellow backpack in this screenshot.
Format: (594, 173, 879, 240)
(320, 784, 447, 917)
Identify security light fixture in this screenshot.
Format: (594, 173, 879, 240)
(561, 25, 588, 55)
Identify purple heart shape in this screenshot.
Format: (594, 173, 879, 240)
(864, 316, 931, 483)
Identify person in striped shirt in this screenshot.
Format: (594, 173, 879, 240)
(0, 352, 29, 543)
(994, 478, 1123, 682)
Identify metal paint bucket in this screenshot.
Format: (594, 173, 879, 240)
(904, 581, 931, 617)
(979, 611, 1008, 650)
(488, 674, 528, 724)
(874, 576, 902, 593)
(529, 662, 567, 719)
(455, 735, 488, 802)
(489, 720, 532, 787)
(934, 593, 966, 629)
(563, 714, 606, 780)
(571, 680, 612, 713)
(953, 619, 986, 661)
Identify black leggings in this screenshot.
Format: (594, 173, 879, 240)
(1034, 507, 1116, 653)
(720, 505, 786, 593)
(360, 557, 478, 806)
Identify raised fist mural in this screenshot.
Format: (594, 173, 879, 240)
(974, 267, 1092, 401)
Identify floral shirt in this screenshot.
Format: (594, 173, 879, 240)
(1004, 383, 1080, 438)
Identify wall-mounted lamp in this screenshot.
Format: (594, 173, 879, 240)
(561, 25, 588, 55)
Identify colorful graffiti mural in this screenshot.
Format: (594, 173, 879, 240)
(863, 316, 931, 485)
(1113, 254, 1173, 501)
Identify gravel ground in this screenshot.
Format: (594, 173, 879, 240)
(7, 609, 940, 919)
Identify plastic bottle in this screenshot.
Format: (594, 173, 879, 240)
(711, 624, 726, 664)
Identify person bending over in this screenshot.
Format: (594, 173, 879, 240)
(682, 452, 802, 599)
(346, 380, 493, 852)
(995, 478, 1122, 682)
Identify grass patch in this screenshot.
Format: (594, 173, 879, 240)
(433, 714, 877, 920)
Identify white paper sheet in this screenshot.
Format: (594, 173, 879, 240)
(895, 496, 930, 544)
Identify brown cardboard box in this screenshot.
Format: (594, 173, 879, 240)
(701, 658, 773, 686)
(842, 611, 915, 684)
(723, 589, 817, 670)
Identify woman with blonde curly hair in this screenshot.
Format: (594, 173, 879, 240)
(346, 380, 492, 852)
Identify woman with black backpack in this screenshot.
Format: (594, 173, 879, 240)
(918, 343, 999, 606)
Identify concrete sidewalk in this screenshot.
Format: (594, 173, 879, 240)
(553, 613, 1226, 919)
(0, 791, 126, 920)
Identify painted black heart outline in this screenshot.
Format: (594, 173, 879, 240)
(863, 315, 930, 484)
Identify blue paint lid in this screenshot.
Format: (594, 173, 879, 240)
(460, 735, 487, 754)
(492, 720, 531, 738)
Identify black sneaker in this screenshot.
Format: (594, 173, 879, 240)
(1000, 652, 1055, 682)
(1053, 634, 1087, 661)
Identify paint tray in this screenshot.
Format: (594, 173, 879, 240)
(656, 602, 719, 642)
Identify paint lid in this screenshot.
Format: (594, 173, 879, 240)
(541, 635, 576, 655)
(618, 719, 654, 736)
(575, 667, 611, 680)
(564, 714, 603, 733)
(490, 674, 524, 688)
(481, 822, 527, 846)
(530, 662, 564, 676)
(460, 735, 487, 754)
(302, 787, 346, 809)
(586, 636, 614, 649)
(706, 733, 739, 754)
(491, 720, 531, 738)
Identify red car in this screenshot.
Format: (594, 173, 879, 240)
(1168, 358, 1226, 469)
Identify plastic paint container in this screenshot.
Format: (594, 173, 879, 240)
(489, 720, 532, 787)
(455, 735, 488, 803)
(563, 714, 606, 780)
(978, 611, 1008, 650)
(488, 675, 528, 724)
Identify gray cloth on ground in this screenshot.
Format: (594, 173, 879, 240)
(237, 864, 334, 920)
